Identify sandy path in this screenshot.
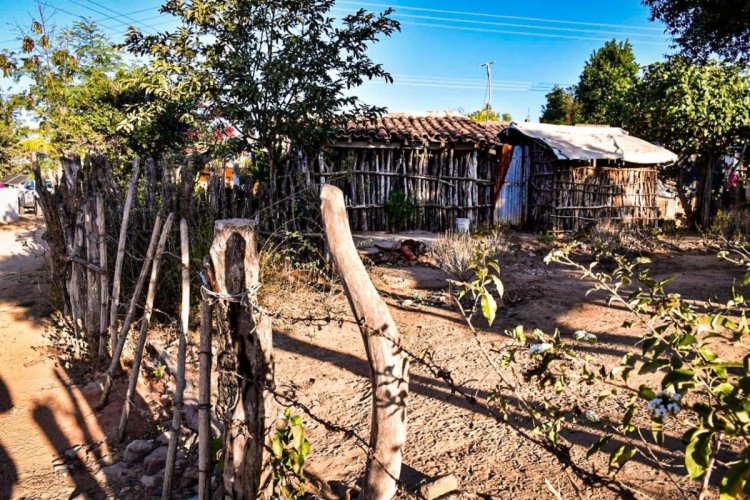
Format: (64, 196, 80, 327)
(0, 217, 111, 499)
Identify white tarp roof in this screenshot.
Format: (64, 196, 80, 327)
(506, 122, 678, 165)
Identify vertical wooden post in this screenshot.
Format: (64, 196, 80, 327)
(96, 194, 110, 361)
(116, 213, 174, 442)
(320, 185, 409, 500)
(163, 218, 190, 499)
(198, 260, 214, 500)
(109, 160, 140, 353)
(98, 213, 164, 409)
(209, 219, 274, 499)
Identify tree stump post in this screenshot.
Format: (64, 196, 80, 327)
(320, 185, 409, 500)
(209, 219, 274, 499)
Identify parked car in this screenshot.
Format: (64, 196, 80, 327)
(17, 179, 53, 214)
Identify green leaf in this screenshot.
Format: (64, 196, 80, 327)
(741, 270, 750, 286)
(639, 358, 670, 375)
(490, 275, 504, 298)
(609, 445, 637, 468)
(272, 433, 284, 459)
(651, 418, 664, 445)
(685, 430, 712, 480)
(481, 292, 497, 326)
(720, 458, 750, 499)
(662, 368, 695, 390)
(638, 385, 656, 401)
(587, 434, 611, 458)
(291, 425, 304, 451)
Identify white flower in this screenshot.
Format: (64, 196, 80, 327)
(573, 330, 597, 343)
(667, 402, 681, 415)
(529, 343, 554, 355)
(672, 393, 682, 402)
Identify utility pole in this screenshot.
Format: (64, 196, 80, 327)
(481, 61, 495, 126)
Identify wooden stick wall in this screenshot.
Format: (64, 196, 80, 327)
(526, 142, 659, 231)
(316, 145, 497, 232)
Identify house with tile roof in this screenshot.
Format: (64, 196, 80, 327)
(323, 112, 508, 232)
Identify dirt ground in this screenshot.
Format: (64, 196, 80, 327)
(0, 218, 747, 499)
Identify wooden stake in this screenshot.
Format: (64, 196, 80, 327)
(109, 160, 140, 354)
(116, 213, 174, 442)
(163, 218, 190, 499)
(98, 212, 164, 409)
(96, 194, 109, 361)
(198, 257, 215, 500)
(320, 185, 409, 500)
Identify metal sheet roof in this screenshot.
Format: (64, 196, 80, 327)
(502, 122, 678, 165)
(1, 173, 29, 185)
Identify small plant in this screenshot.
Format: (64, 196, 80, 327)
(152, 364, 166, 380)
(271, 409, 311, 499)
(430, 231, 485, 282)
(537, 230, 558, 249)
(384, 190, 415, 232)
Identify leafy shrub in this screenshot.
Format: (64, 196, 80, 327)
(384, 190, 415, 232)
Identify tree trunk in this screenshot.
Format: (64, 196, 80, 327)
(116, 213, 174, 442)
(675, 164, 694, 223)
(163, 218, 190, 499)
(209, 219, 274, 499)
(701, 155, 715, 229)
(320, 185, 409, 500)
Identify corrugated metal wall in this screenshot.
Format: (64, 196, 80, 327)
(494, 146, 529, 225)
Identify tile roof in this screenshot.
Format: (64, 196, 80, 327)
(336, 112, 508, 146)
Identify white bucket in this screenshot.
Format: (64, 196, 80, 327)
(455, 217, 470, 234)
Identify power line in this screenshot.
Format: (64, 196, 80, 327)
(338, 0, 665, 32)
(384, 11, 667, 39)
(331, 7, 667, 41)
(66, 0, 157, 35)
(78, 0, 164, 34)
(400, 21, 666, 46)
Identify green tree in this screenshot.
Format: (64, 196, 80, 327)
(576, 40, 640, 126)
(125, 0, 400, 207)
(644, 0, 750, 64)
(628, 56, 750, 225)
(540, 86, 581, 125)
(0, 122, 18, 175)
(468, 106, 499, 123)
(468, 107, 512, 124)
(0, 9, 194, 163)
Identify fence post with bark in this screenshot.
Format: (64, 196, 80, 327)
(320, 184, 409, 500)
(205, 219, 275, 498)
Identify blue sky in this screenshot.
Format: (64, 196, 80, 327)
(0, 0, 675, 121)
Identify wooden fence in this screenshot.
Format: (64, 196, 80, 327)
(313, 144, 497, 232)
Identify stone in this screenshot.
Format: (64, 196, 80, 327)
(141, 473, 163, 490)
(101, 462, 128, 482)
(143, 446, 169, 475)
(124, 439, 155, 463)
(419, 475, 459, 500)
(156, 430, 173, 446)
